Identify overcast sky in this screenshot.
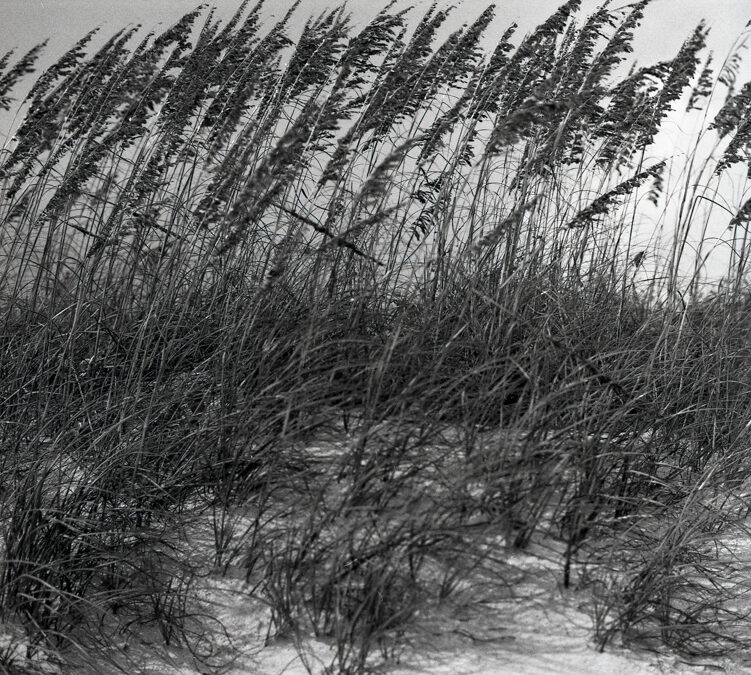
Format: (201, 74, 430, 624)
(2, 0, 750, 152)
(1, 0, 750, 67)
(1, 0, 749, 279)
(3, 0, 750, 176)
(1, 0, 751, 145)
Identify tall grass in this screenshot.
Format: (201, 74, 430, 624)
(3, 0, 751, 671)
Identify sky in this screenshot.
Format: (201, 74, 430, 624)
(1, 0, 751, 282)
(1, 0, 750, 131)
(1, 0, 749, 68)
(0, 0, 748, 142)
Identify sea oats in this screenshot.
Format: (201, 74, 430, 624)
(565, 161, 666, 229)
(2, 5, 751, 673)
(0, 42, 47, 111)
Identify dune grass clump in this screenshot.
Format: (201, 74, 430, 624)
(3, 0, 751, 671)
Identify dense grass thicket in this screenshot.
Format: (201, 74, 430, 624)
(4, 0, 751, 671)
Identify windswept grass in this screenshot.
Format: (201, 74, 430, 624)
(3, 1, 751, 672)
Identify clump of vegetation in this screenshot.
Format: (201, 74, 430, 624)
(2, 0, 751, 672)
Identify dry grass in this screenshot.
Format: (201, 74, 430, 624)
(2, 1, 751, 672)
